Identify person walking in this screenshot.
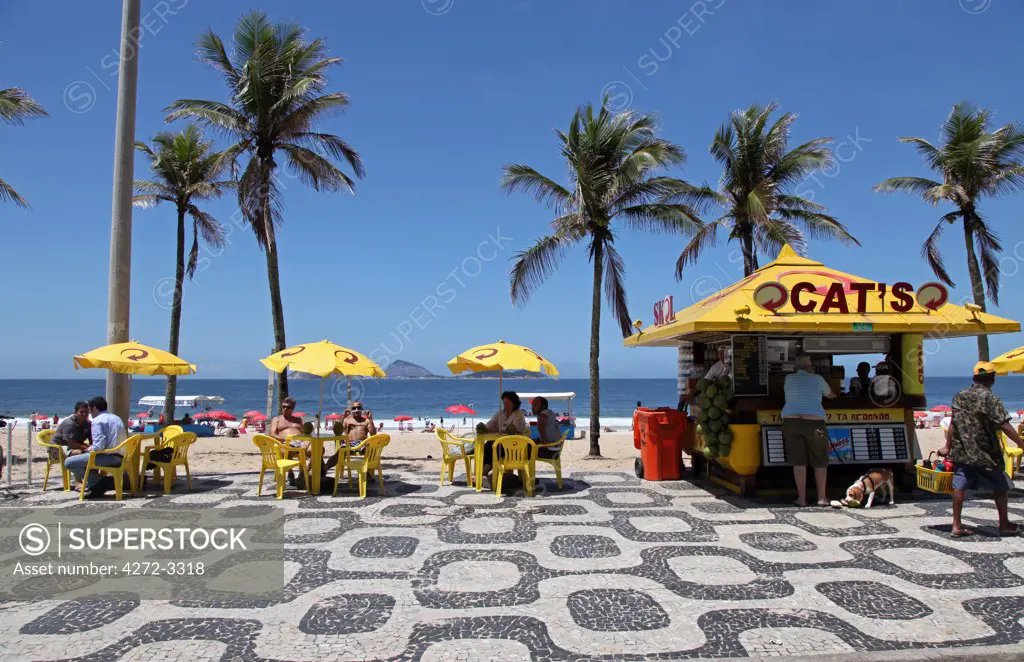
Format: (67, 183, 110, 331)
(782, 355, 836, 507)
(938, 362, 1021, 537)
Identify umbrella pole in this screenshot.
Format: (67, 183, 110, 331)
(317, 377, 325, 438)
(347, 376, 352, 408)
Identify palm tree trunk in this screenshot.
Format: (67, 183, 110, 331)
(163, 206, 187, 422)
(588, 240, 603, 457)
(264, 202, 289, 403)
(963, 221, 990, 361)
(260, 164, 288, 403)
(741, 230, 757, 277)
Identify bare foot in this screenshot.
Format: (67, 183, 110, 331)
(793, 499, 808, 507)
(816, 500, 830, 507)
(952, 527, 975, 538)
(999, 523, 1019, 536)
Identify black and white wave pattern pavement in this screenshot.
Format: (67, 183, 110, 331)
(2, 468, 1024, 661)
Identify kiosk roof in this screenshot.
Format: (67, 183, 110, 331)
(626, 245, 1020, 347)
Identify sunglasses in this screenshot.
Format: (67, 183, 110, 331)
(282, 405, 295, 410)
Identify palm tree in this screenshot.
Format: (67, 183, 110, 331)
(676, 103, 858, 279)
(0, 85, 48, 206)
(875, 103, 1024, 361)
(133, 125, 233, 421)
(166, 11, 365, 403)
(504, 101, 705, 456)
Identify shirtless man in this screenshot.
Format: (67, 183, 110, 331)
(324, 401, 376, 471)
(269, 397, 304, 442)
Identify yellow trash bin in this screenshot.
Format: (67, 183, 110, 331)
(718, 424, 761, 476)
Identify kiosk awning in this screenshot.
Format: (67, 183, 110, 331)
(627, 245, 1020, 347)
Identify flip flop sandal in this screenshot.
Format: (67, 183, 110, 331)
(952, 529, 975, 538)
(999, 525, 1020, 537)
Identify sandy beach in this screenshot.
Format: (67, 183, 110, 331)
(2, 427, 950, 486)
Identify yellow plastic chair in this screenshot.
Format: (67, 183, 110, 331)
(336, 434, 390, 498)
(1001, 432, 1022, 477)
(37, 429, 71, 492)
(157, 425, 184, 445)
(78, 434, 142, 501)
(531, 431, 568, 490)
(493, 435, 535, 498)
(283, 434, 314, 488)
(143, 432, 197, 494)
(252, 434, 301, 499)
(436, 428, 475, 487)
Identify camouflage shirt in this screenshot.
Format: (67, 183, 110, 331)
(949, 383, 1009, 470)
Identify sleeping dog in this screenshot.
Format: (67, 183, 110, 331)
(832, 468, 895, 509)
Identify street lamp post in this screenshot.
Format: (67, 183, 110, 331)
(105, 0, 141, 422)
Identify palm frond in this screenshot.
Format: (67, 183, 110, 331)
(509, 234, 575, 306)
(0, 176, 28, 207)
(500, 164, 572, 210)
(280, 144, 356, 193)
(921, 212, 959, 287)
(0, 87, 48, 125)
(289, 132, 365, 179)
(602, 242, 632, 338)
(973, 220, 1003, 304)
(675, 217, 726, 280)
(614, 203, 704, 235)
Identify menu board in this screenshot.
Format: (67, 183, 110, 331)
(762, 424, 909, 465)
(732, 335, 768, 395)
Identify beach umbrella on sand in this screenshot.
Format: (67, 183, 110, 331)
(447, 340, 559, 406)
(31, 414, 50, 421)
(73, 341, 195, 420)
(393, 415, 413, 422)
(930, 404, 952, 413)
(74, 341, 196, 376)
(446, 404, 476, 415)
(201, 410, 236, 421)
(913, 411, 927, 419)
(325, 413, 344, 421)
(261, 340, 386, 437)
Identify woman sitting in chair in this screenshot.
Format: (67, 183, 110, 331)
(477, 391, 528, 474)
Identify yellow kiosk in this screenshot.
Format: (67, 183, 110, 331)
(626, 246, 1020, 495)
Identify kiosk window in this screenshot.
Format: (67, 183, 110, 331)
(732, 335, 768, 396)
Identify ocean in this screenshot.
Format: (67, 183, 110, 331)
(4, 376, 1024, 427)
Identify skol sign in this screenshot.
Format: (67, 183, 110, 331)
(752, 280, 948, 314)
(653, 295, 675, 326)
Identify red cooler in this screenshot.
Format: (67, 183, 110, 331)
(633, 407, 686, 481)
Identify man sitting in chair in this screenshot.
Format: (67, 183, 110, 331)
(64, 396, 126, 499)
(531, 396, 563, 458)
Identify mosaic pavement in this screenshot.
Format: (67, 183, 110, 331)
(2, 467, 1024, 661)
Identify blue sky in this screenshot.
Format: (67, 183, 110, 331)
(2, 0, 1024, 379)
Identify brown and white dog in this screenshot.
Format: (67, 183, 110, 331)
(836, 468, 895, 508)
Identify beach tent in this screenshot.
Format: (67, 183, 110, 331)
(139, 395, 224, 409)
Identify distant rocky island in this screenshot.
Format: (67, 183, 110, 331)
(383, 360, 544, 379)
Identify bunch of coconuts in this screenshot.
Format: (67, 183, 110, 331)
(695, 375, 735, 460)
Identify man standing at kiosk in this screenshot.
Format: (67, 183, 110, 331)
(939, 362, 1021, 537)
(782, 355, 836, 507)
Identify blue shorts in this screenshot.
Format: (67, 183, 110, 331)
(952, 465, 1011, 493)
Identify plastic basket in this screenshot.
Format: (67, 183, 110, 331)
(916, 464, 954, 494)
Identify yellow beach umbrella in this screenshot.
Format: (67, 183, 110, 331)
(261, 340, 386, 431)
(988, 345, 1024, 375)
(447, 340, 559, 399)
(74, 341, 196, 376)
